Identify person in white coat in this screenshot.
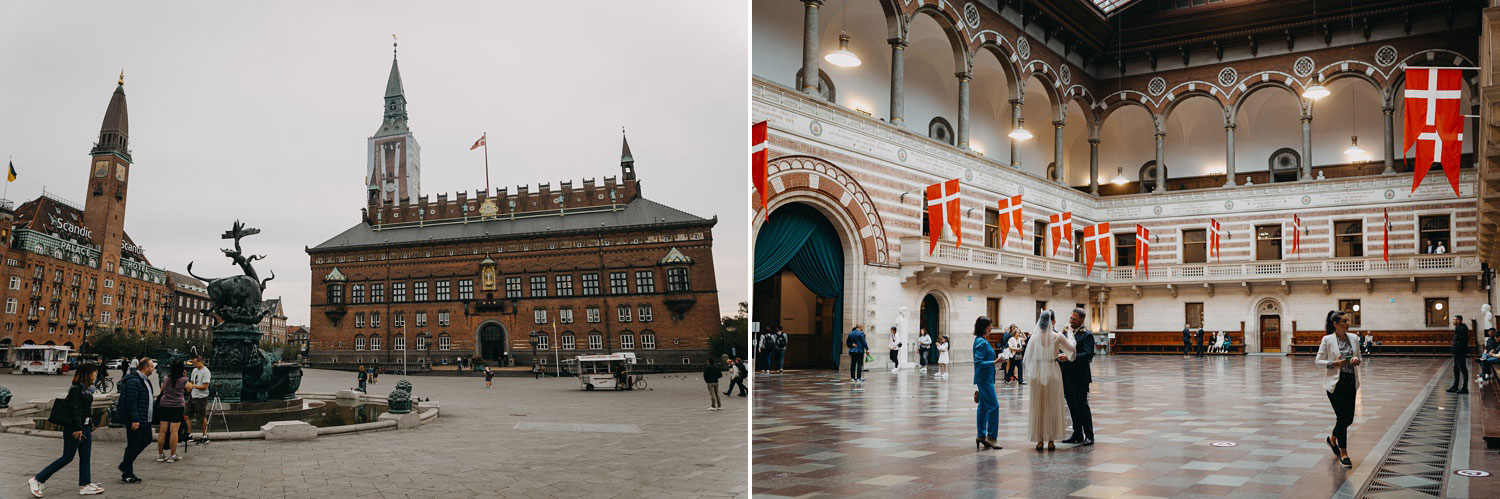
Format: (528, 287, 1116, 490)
(1315, 310, 1362, 468)
(1025, 310, 1075, 450)
(935, 336, 950, 377)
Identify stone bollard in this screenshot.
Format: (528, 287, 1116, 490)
(378, 411, 420, 429)
(335, 389, 362, 400)
(261, 421, 317, 440)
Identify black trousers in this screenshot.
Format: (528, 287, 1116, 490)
(1063, 380, 1093, 440)
(1007, 358, 1024, 382)
(1198, 343, 1206, 357)
(725, 376, 747, 395)
(1326, 371, 1357, 449)
(1183, 341, 1192, 355)
(889, 350, 899, 369)
(849, 353, 865, 379)
(119, 424, 152, 478)
(1453, 352, 1469, 388)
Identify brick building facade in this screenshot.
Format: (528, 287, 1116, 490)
(0, 77, 170, 363)
(166, 270, 210, 340)
(305, 53, 721, 370)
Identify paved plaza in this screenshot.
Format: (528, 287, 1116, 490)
(752, 355, 1500, 498)
(0, 368, 747, 498)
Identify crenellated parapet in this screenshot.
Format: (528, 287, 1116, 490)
(366, 175, 641, 227)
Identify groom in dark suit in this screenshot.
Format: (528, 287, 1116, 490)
(1059, 307, 1096, 445)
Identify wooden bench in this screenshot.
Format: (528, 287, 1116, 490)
(1111, 331, 1244, 355)
(1290, 330, 1471, 356)
(1481, 373, 1500, 448)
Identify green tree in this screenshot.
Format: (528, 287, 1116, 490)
(709, 301, 748, 359)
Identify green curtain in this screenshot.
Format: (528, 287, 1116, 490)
(754, 203, 844, 368)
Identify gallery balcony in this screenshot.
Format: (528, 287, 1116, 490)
(901, 237, 1479, 290)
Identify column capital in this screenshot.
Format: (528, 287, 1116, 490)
(1382, 106, 1395, 115)
(1225, 123, 1237, 131)
(1154, 130, 1166, 138)
(955, 71, 973, 81)
(1009, 98, 1024, 106)
(888, 38, 909, 48)
(1300, 114, 1312, 123)
(803, 0, 824, 6)
(1088, 138, 1101, 145)
(1053, 120, 1066, 128)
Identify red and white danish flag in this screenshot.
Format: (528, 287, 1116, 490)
(1048, 212, 1073, 257)
(752, 121, 770, 219)
(469, 133, 486, 150)
(1082, 222, 1112, 277)
(1208, 219, 1223, 261)
(1403, 68, 1465, 196)
(996, 195, 1023, 248)
(925, 179, 963, 255)
(1290, 214, 1304, 255)
(1135, 224, 1151, 275)
(1382, 208, 1392, 263)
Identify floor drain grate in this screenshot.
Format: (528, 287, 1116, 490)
(1358, 388, 1459, 498)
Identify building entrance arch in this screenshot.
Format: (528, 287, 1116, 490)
(479, 322, 507, 363)
(1251, 298, 1284, 353)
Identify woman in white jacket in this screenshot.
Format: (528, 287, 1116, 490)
(1315, 310, 1362, 468)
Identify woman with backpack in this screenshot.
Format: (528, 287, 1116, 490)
(28, 364, 105, 496)
(155, 362, 190, 463)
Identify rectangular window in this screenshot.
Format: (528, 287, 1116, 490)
(620, 333, 634, 350)
(414, 281, 428, 301)
(582, 273, 601, 296)
(1256, 224, 1283, 261)
(561, 334, 576, 350)
(416, 335, 428, 351)
(355, 313, 365, 328)
(327, 283, 343, 304)
(1182, 229, 1207, 264)
(7, 298, 18, 314)
(1185, 302, 1204, 329)
(1333, 220, 1364, 258)
(986, 298, 1001, 332)
(355, 336, 365, 351)
(437, 310, 449, 326)
(505, 277, 522, 298)
(638, 305, 653, 322)
(1115, 232, 1137, 268)
(666, 268, 690, 292)
(1035, 300, 1047, 320)
(415, 312, 427, 327)
(641, 333, 656, 349)
(618, 305, 632, 322)
(587, 305, 601, 323)
(588, 334, 603, 350)
(560, 307, 574, 324)
(535, 335, 548, 350)
(984, 208, 1001, 249)
(351, 284, 365, 304)
(530, 276, 548, 297)
(369, 336, 381, 351)
(1338, 299, 1362, 327)
(392, 282, 406, 302)
(105, 279, 113, 288)
(1425, 297, 1450, 327)
(394, 335, 405, 351)
(458, 280, 474, 300)
(1419, 215, 1452, 254)
(394, 312, 405, 327)
(370, 283, 384, 303)
(635, 271, 655, 293)
(100, 311, 111, 323)
(1116, 304, 1134, 329)
(435, 280, 451, 301)
(438, 335, 451, 351)
(556, 275, 574, 297)
(609, 272, 629, 294)
(1033, 220, 1047, 257)
(369, 312, 380, 328)
(102, 295, 112, 306)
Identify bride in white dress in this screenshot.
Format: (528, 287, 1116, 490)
(1025, 309, 1076, 450)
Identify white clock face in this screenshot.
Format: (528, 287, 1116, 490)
(114, 165, 126, 181)
(384, 182, 397, 193)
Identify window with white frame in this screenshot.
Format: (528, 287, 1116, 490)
(438, 310, 450, 326)
(641, 331, 656, 349)
(416, 335, 428, 351)
(4, 298, 14, 314)
(458, 279, 474, 300)
(370, 283, 384, 303)
(355, 313, 365, 328)
(351, 284, 365, 303)
(530, 276, 548, 297)
(534, 308, 547, 324)
(587, 305, 601, 323)
(666, 267, 689, 291)
(559, 307, 574, 324)
(556, 275, 574, 296)
(505, 277, 522, 298)
(415, 311, 427, 327)
(635, 270, 655, 293)
(355, 335, 366, 351)
(102, 294, 112, 306)
(588, 332, 603, 350)
(393, 282, 406, 302)
(609, 272, 628, 294)
(394, 334, 405, 351)
(436, 280, 451, 300)
(617, 304, 632, 322)
(414, 281, 428, 301)
(620, 333, 634, 349)
(369, 336, 381, 351)
(438, 334, 451, 350)
(561, 332, 576, 350)
(394, 312, 405, 327)
(370, 312, 380, 328)
(536, 334, 549, 350)
(8, 276, 19, 290)
(638, 305, 652, 322)
(582, 273, 600, 295)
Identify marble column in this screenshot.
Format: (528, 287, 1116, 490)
(957, 72, 972, 150)
(1224, 124, 1237, 187)
(1300, 114, 1313, 180)
(800, 0, 824, 96)
(1382, 106, 1396, 174)
(1154, 130, 1166, 193)
(1088, 137, 1100, 195)
(1010, 99, 1023, 168)
(1052, 120, 1066, 183)
(888, 38, 908, 127)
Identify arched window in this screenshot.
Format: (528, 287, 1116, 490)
(929, 117, 955, 145)
(641, 331, 657, 350)
(588, 331, 603, 350)
(393, 334, 405, 351)
(1268, 148, 1300, 183)
(438, 334, 451, 351)
(795, 68, 836, 101)
(620, 332, 635, 350)
(369, 336, 381, 351)
(1138, 161, 1165, 193)
(561, 332, 576, 350)
(354, 335, 365, 351)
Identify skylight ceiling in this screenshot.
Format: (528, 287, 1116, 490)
(1090, 0, 1138, 15)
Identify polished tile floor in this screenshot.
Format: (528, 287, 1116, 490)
(752, 355, 1481, 498)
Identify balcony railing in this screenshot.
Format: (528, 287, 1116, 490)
(901, 237, 1479, 285)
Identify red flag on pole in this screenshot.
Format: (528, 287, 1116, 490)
(470, 134, 486, 150)
(996, 195, 1022, 248)
(1383, 209, 1391, 263)
(1135, 224, 1151, 276)
(1048, 212, 1074, 257)
(752, 122, 769, 219)
(1083, 222, 1112, 277)
(925, 179, 963, 255)
(1208, 219, 1223, 261)
(1290, 214, 1303, 256)
(471, 132, 490, 192)
(1403, 68, 1465, 195)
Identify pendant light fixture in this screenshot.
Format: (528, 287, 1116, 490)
(1111, 167, 1128, 185)
(823, 0, 861, 68)
(1302, 0, 1329, 100)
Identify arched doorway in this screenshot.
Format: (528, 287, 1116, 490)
(1254, 298, 1283, 353)
(753, 202, 844, 369)
(479, 323, 507, 363)
(920, 294, 941, 364)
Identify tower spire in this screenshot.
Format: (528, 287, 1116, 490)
(620, 127, 636, 181)
(375, 38, 409, 137)
(93, 75, 130, 161)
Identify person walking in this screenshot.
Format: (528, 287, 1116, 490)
(1059, 308, 1096, 446)
(187, 356, 212, 446)
(918, 328, 932, 372)
(887, 327, 903, 371)
(755, 331, 771, 373)
(155, 362, 188, 463)
(28, 364, 104, 496)
(846, 325, 869, 382)
(484, 367, 494, 388)
(936, 335, 951, 378)
(724, 358, 748, 396)
(116, 358, 154, 484)
(1316, 310, 1362, 468)
(356, 365, 368, 393)
(1449, 315, 1471, 394)
(703, 360, 723, 411)
(532, 360, 543, 379)
(972, 316, 1001, 450)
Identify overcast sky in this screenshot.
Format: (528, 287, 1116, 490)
(0, 1, 748, 326)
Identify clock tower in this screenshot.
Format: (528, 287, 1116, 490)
(83, 74, 132, 273)
(367, 43, 422, 208)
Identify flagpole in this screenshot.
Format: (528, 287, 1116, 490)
(483, 132, 491, 193)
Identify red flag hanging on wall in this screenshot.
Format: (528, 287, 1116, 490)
(1290, 214, 1304, 255)
(1136, 225, 1151, 275)
(1048, 212, 1074, 257)
(1208, 219, 1223, 261)
(1082, 222, 1112, 277)
(752, 122, 769, 219)
(1403, 68, 1465, 195)
(996, 195, 1023, 249)
(926, 179, 963, 255)
(1383, 208, 1391, 263)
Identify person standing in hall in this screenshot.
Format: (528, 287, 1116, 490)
(702, 360, 723, 411)
(1182, 324, 1193, 358)
(887, 327, 903, 371)
(846, 325, 869, 382)
(116, 358, 155, 484)
(28, 364, 105, 496)
(1026, 310, 1074, 450)
(1196, 326, 1207, 357)
(1449, 315, 1471, 394)
(1316, 310, 1362, 468)
(1008, 329, 1028, 385)
(1059, 308, 1096, 446)
(936, 336, 951, 378)
(971, 316, 1001, 450)
(772, 327, 788, 374)
(917, 328, 933, 373)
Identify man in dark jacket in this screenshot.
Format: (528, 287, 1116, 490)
(1059, 309, 1096, 445)
(1196, 326, 1207, 357)
(116, 358, 155, 484)
(846, 326, 869, 382)
(724, 358, 749, 397)
(703, 360, 723, 411)
(1449, 315, 1471, 394)
(1182, 325, 1192, 357)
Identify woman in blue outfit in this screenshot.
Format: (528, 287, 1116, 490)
(972, 316, 1001, 450)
